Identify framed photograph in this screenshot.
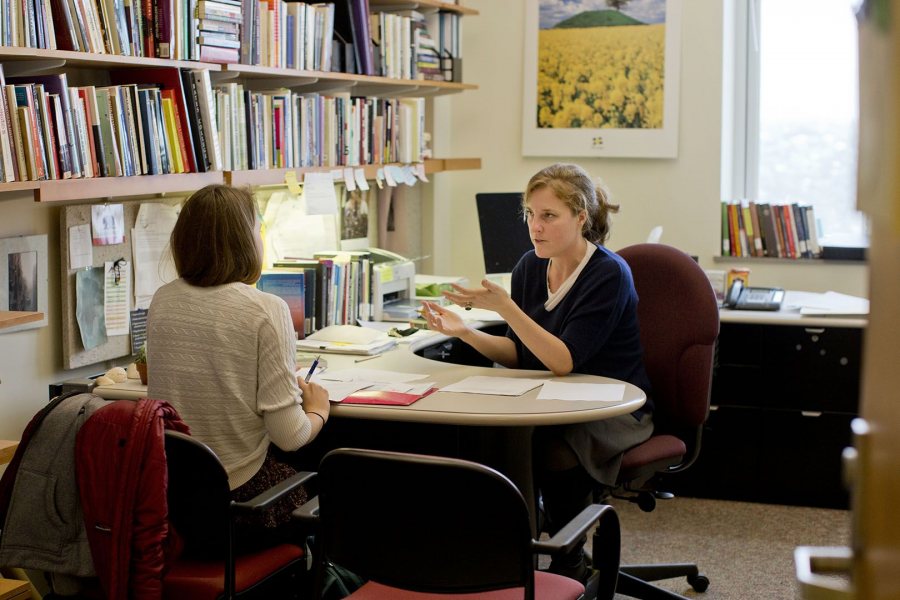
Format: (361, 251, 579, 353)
(522, 0, 682, 158)
(1, 234, 49, 332)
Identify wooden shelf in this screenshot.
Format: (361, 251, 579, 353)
(368, 0, 478, 16)
(0, 311, 43, 330)
(0, 47, 222, 72)
(220, 63, 476, 96)
(33, 172, 224, 203)
(226, 157, 481, 187)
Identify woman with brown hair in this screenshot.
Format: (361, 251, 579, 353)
(147, 184, 330, 549)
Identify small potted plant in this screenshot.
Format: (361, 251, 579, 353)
(134, 342, 148, 385)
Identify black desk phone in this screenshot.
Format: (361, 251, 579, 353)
(723, 279, 785, 311)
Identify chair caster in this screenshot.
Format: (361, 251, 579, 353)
(688, 573, 710, 592)
(637, 492, 656, 512)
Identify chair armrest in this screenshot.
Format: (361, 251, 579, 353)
(533, 503, 613, 556)
(231, 471, 317, 513)
(291, 496, 320, 525)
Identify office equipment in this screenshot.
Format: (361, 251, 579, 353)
(475, 192, 533, 275)
(163, 430, 312, 599)
(368, 248, 417, 321)
(723, 279, 785, 311)
(295, 448, 621, 600)
(611, 243, 719, 599)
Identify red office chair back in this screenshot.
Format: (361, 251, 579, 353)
(617, 244, 719, 477)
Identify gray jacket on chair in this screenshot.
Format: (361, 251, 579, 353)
(0, 393, 108, 577)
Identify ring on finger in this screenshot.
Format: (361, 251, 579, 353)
(464, 301, 473, 311)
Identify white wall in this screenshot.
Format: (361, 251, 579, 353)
(430, 0, 868, 296)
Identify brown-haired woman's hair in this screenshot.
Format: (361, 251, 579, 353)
(523, 163, 620, 245)
(170, 184, 262, 287)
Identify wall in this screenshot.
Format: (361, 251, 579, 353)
(430, 0, 869, 296)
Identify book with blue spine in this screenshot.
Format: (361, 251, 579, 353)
(258, 269, 306, 339)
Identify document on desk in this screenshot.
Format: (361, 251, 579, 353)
(320, 368, 429, 383)
(440, 376, 546, 396)
(536, 382, 626, 403)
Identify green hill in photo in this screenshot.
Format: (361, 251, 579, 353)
(554, 10, 644, 28)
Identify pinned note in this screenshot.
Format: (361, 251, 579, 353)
(415, 163, 429, 182)
(284, 171, 302, 195)
(375, 168, 385, 189)
(354, 168, 370, 190)
(343, 167, 357, 192)
(383, 166, 397, 187)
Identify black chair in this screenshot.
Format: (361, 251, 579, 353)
(296, 447, 623, 600)
(163, 430, 314, 600)
(609, 243, 720, 599)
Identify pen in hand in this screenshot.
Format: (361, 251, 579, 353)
(305, 355, 321, 383)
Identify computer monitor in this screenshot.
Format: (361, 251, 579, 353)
(475, 193, 533, 275)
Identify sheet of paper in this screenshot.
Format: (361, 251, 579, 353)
(303, 171, 339, 215)
(75, 267, 108, 350)
(439, 303, 504, 323)
(132, 203, 180, 309)
(440, 376, 546, 396)
(320, 368, 428, 383)
(91, 204, 125, 245)
(104, 260, 131, 336)
(365, 381, 435, 394)
(68, 224, 93, 269)
(313, 379, 373, 403)
(536, 381, 626, 403)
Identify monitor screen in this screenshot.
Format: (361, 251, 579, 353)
(475, 193, 533, 275)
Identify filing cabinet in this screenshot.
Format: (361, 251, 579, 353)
(669, 321, 863, 509)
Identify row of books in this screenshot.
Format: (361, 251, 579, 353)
(2, 0, 182, 57)
(263, 251, 374, 338)
(371, 10, 442, 81)
(242, 0, 336, 69)
(0, 62, 427, 182)
(721, 201, 822, 259)
(214, 84, 425, 171)
(0, 66, 223, 182)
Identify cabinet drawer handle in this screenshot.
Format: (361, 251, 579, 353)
(708, 405, 718, 411)
(801, 411, 823, 418)
(804, 328, 826, 334)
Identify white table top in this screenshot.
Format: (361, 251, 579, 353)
(93, 344, 646, 427)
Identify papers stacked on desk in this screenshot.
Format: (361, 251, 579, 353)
(785, 291, 869, 317)
(297, 325, 398, 355)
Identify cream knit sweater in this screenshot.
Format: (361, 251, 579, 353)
(147, 279, 312, 489)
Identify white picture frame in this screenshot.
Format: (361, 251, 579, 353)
(1, 233, 49, 332)
(522, 0, 682, 159)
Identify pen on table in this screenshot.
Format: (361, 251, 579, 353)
(354, 354, 382, 363)
(305, 355, 320, 383)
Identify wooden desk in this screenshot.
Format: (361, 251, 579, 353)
(94, 345, 646, 529)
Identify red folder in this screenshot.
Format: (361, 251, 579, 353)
(341, 387, 437, 406)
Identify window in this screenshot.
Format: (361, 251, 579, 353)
(733, 0, 867, 248)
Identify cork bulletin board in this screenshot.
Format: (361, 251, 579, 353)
(60, 200, 179, 369)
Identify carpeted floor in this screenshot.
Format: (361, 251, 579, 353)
(584, 496, 851, 600)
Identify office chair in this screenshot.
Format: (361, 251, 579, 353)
(163, 430, 314, 600)
(295, 447, 623, 600)
(611, 243, 720, 599)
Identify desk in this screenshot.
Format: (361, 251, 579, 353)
(93, 344, 646, 528)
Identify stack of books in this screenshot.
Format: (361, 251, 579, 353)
(721, 200, 821, 259)
(196, 0, 243, 64)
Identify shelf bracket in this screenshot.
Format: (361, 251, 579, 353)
(300, 80, 359, 94)
(210, 70, 242, 82)
(242, 76, 321, 90)
(3, 59, 67, 77)
(354, 84, 420, 97)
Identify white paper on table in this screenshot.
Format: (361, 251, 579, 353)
(104, 260, 131, 336)
(320, 368, 429, 383)
(69, 223, 93, 269)
(536, 381, 626, 403)
(314, 379, 373, 403)
(365, 381, 435, 394)
(440, 376, 546, 396)
(440, 304, 504, 323)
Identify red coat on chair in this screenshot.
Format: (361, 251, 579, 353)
(75, 399, 189, 600)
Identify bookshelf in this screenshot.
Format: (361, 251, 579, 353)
(0, 1, 480, 203)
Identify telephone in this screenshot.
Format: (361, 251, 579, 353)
(723, 279, 785, 311)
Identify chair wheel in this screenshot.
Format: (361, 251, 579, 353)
(637, 492, 656, 512)
(688, 573, 710, 592)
